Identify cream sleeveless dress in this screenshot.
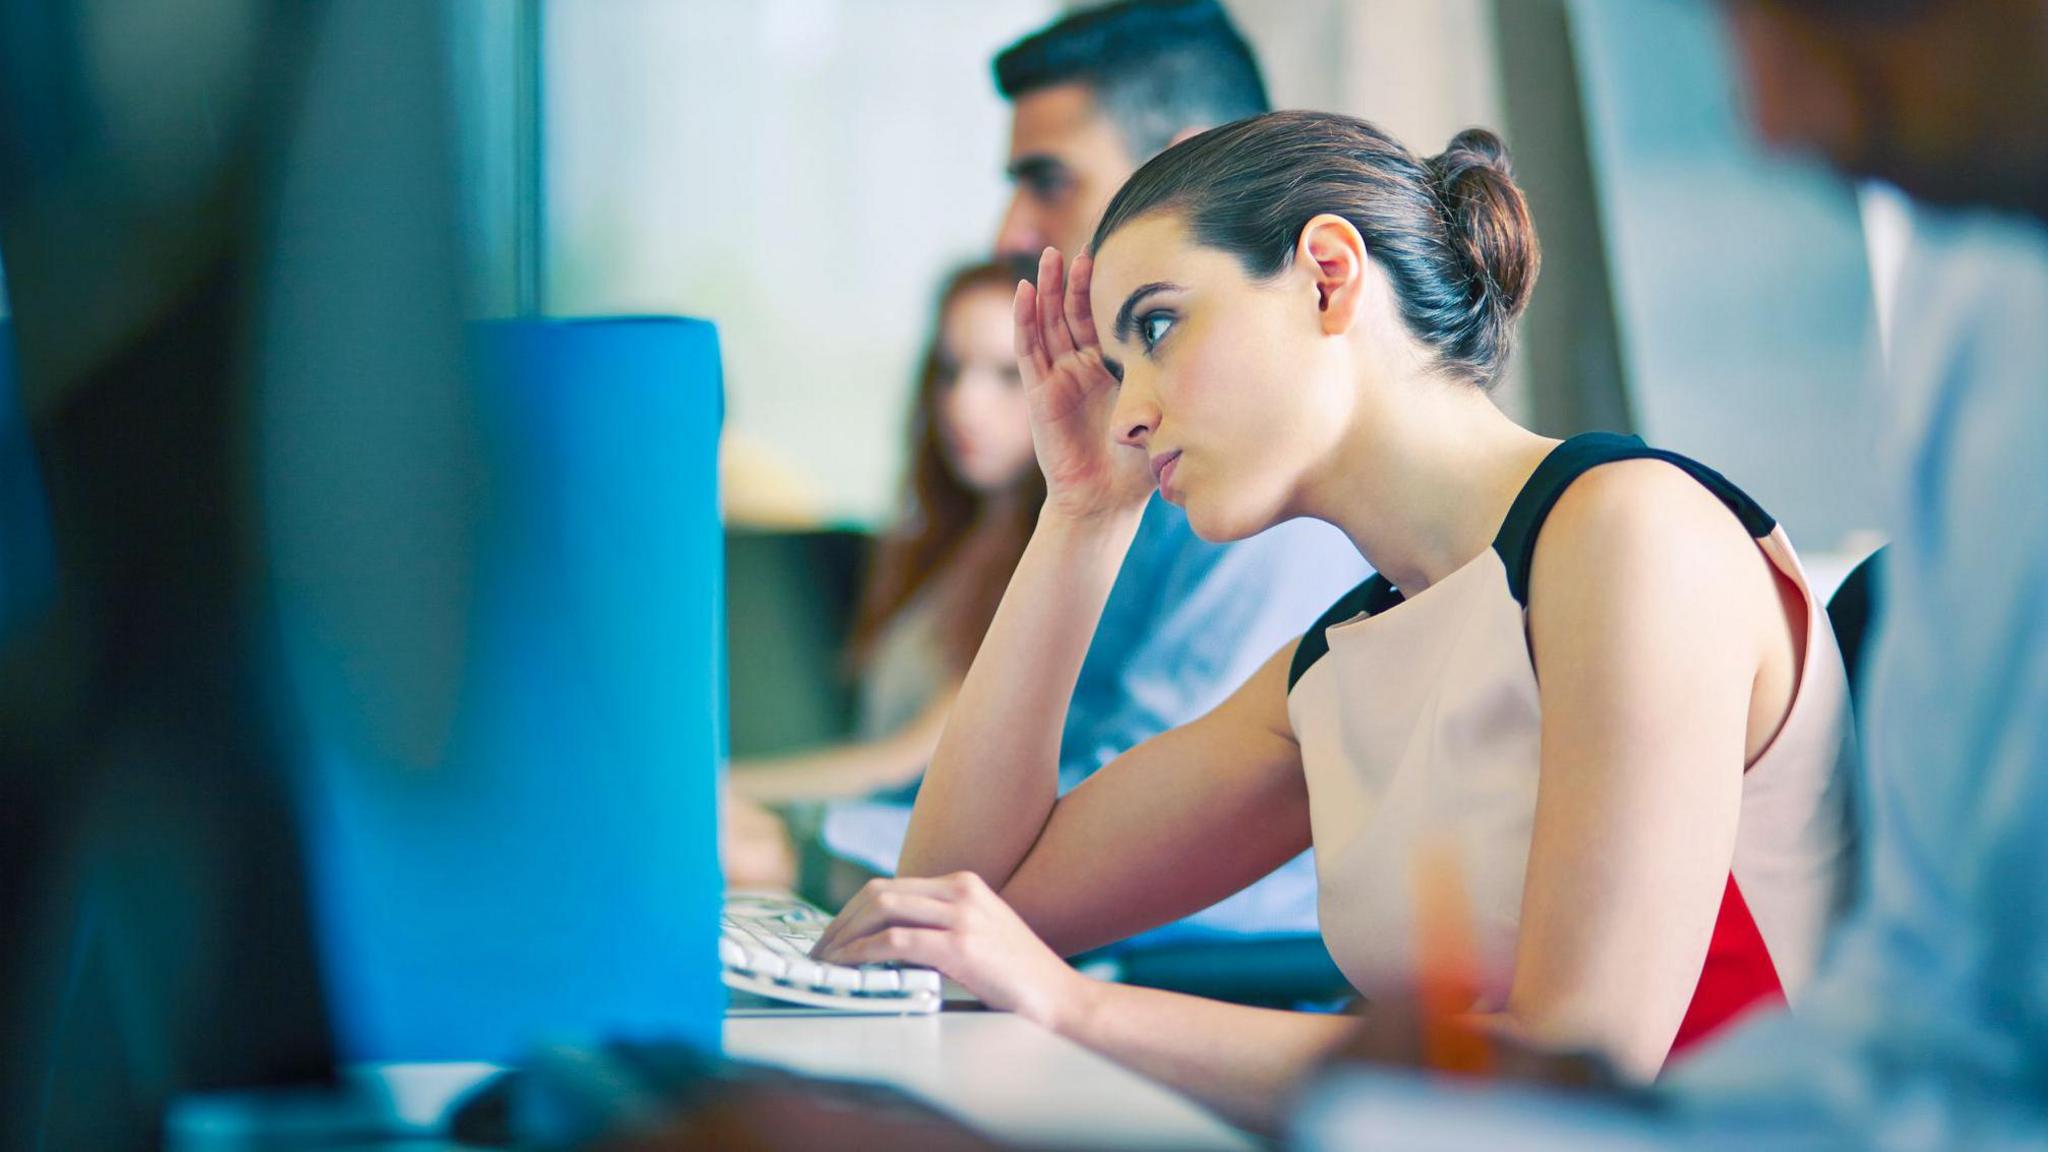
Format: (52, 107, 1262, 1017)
(1286, 433, 1856, 1059)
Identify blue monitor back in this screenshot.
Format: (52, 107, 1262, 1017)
(293, 317, 726, 1063)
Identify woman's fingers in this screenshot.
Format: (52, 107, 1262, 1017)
(830, 926, 953, 971)
(812, 894, 959, 964)
(811, 875, 964, 957)
(1036, 247, 1076, 362)
(812, 880, 888, 957)
(1065, 251, 1101, 350)
(811, 887, 867, 958)
(808, 874, 1069, 1021)
(1013, 279, 1051, 385)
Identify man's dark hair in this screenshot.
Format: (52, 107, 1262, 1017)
(994, 0, 1271, 160)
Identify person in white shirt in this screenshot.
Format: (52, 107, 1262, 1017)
(1296, 2, 2048, 1147)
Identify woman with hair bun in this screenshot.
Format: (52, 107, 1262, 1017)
(812, 112, 1856, 1129)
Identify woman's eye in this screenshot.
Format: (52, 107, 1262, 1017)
(1139, 312, 1175, 352)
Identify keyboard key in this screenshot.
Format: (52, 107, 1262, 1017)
(743, 926, 799, 956)
(782, 958, 825, 987)
(721, 893, 940, 1014)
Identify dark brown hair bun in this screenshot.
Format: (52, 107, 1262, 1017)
(1427, 127, 1540, 337)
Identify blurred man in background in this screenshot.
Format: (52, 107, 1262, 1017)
(991, 0, 1270, 260)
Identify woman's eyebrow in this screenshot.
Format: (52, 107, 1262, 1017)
(1112, 282, 1180, 344)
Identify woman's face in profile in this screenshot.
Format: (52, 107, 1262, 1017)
(935, 284, 1038, 495)
(1091, 213, 1356, 542)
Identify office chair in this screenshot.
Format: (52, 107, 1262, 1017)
(725, 526, 871, 758)
(1076, 932, 1351, 1008)
(1826, 546, 1886, 704)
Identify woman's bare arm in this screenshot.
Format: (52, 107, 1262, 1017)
(896, 506, 1147, 884)
(854, 639, 1312, 955)
(818, 863, 1359, 1133)
(1502, 460, 1796, 1078)
(997, 642, 1312, 956)
(896, 248, 1159, 884)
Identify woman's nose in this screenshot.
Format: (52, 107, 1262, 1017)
(1109, 386, 1156, 449)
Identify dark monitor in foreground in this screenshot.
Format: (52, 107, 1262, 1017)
(0, 4, 726, 1144)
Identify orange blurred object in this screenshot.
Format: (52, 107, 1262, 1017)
(1413, 838, 1496, 1078)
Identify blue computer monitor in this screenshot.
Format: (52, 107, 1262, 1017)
(287, 317, 727, 1063)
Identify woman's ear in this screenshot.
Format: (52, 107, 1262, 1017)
(1296, 213, 1370, 336)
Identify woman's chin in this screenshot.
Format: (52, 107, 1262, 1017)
(1182, 494, 1270, 543)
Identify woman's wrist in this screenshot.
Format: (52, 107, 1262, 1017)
(1024, 506, 1146, 599)
(1024, 963, 1107, 1039)
(1034, 499, 1147, 552)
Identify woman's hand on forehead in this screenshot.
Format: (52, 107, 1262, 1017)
(1013, 246, 1154, 521)
(1015, 247, 1100, 381)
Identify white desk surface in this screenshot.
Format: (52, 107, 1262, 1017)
(725, 1009, 1258, 1151)
(171, 1010, 1255, 1150)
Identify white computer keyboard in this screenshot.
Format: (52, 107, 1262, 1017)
(721, 892, 942, 1014)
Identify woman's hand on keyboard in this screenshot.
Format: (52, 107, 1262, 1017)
(811, 871, 1084, 1027)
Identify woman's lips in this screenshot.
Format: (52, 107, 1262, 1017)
(1150, 449, 1182, 494)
